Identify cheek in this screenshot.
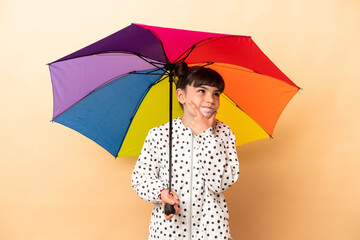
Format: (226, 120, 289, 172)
(191, 100, 201, 109)
(214, 99, 220, 109)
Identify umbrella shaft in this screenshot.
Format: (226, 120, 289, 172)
(168, 71, 173, 195)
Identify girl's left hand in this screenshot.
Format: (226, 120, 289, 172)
(188, 100, 216, 135)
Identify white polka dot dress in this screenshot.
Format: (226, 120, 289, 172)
(132, 118, 239, 240)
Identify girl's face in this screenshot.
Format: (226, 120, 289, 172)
(176, 84, 221, 119)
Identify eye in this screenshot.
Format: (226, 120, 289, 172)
(214, 92, 220, 97)
(198, 89, 205, 93)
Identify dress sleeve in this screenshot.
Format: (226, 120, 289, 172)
(194, 124, 239, 194)
(131, 129, 168, 204)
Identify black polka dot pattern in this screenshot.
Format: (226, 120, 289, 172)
(132, 118, 239, 239)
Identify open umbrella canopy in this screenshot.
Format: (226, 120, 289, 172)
(49, 23, 300, 157)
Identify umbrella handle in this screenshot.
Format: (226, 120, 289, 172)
(164, 203, 175, 215)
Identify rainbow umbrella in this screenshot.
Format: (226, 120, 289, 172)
(48, 23, 300, 158)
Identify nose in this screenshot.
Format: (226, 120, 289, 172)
(205, 93, 214, 104)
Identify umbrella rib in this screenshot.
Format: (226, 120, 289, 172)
(115, 82, 158, 157)
(135, 24, 170, 64)
(129, 66, 166, 76)
(210, 63, 301, 89)
(211, 62, 254, 73)
(135, 53, 166, 71)
(200, 62, 215, 67)
(175, 36, 248, 63)
(221, 93, 272, 139)
(49, 50, 165, 66)
(175, 45, 196, 63)
(129, 71, 164, 75)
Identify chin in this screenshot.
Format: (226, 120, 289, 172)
(201, 112, 213, 118)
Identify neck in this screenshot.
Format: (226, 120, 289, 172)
(181, 112, 193, 128)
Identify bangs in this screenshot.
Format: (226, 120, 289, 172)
(189, 68, 225, 92)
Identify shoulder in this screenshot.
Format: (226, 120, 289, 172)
(147, 121, 170, 138)
(213, 119, 234, 139)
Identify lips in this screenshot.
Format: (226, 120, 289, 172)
(200, 106, 214, 117)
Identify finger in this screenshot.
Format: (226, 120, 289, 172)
(171, 191, 180, 201)
(168, 195, 178, 205)
(171, 192, 180, 204)
(189, 101, 203, 117)
(166, 212, 174, 220)
(209, 111, 217, 123)
(164, 193, 176, 205)
(163, 196, 175, 205)
(166, 198, 176, 205)
(170, 196, 179, 205)
(174, 204, 179, 214)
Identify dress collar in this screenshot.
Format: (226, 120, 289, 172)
(172, 117, 192, 137)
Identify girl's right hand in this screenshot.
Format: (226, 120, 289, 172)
(160, 190, 180, 220)
(188, 100, 217, 135)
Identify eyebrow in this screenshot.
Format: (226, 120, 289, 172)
(198, 85, 221, 92)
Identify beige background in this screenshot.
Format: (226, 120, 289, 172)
(1, 0, 359, 239)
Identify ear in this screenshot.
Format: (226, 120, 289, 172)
(176, 88, 186, 104)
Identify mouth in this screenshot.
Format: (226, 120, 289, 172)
(201, 106, 213, 111)
(200, 106, 214, 116)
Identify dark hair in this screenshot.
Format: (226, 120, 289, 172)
(174, 62, 225, 92)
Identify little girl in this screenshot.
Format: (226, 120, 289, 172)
(132, 62, 239, 240)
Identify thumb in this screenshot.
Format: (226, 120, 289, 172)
(209, 111, 217, 123)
